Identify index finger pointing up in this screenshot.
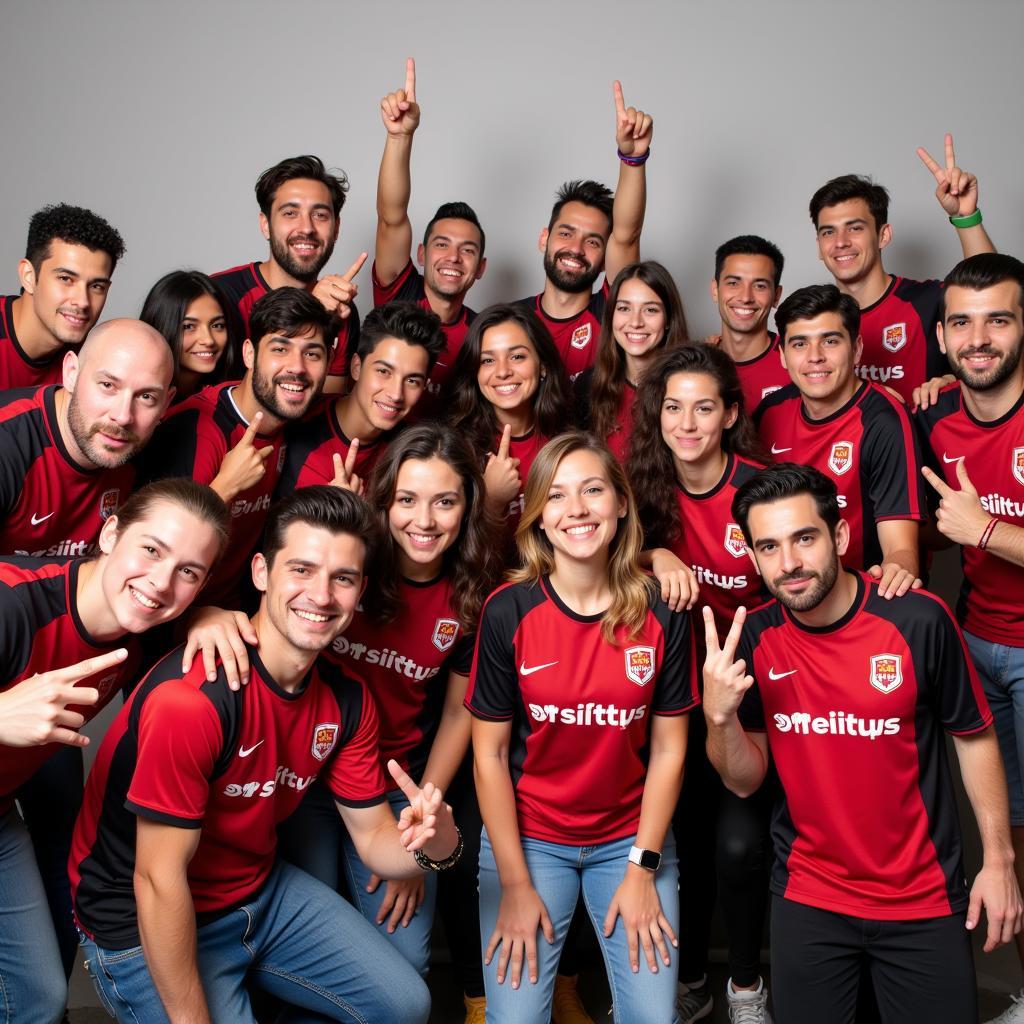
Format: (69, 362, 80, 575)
(702, 606, 721, 654)
(56, 647, 129, 684)
(721, 606, 747, 660)
(405, 57, 416, 101)
(921, 465, 953, 498)
(341, 252, 368, 282)
(613, 80, 625, 116)
(387, 758, 422, 805)
(497, 423, 512, 460)
(945, 131, 956, 170)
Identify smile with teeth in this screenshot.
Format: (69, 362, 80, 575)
(294, 608, 331, 623)
(128, 585, 161, 610)
(565, 524, 597, 536)
(278, 381, 307, 393)
(374, 399, 401, 416)
(492, 383, 520, 396)
(60, 310, 88, 326)
(558, 256, 585, 271)
(407, 531, 440, 547)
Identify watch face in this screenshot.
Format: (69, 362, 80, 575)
(639, 849, 661, 870)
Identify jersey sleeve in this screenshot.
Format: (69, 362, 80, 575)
(652, 601, 698, 714)
(465, 590, 520, 721)
(329, 304, 360, 378)
(371, 260, 420, 306)
(0, 583, 34, 685)
(926, 598, 993, 735)
(862, 399, 925, 521)
(322, 676, 388, 807)
(736, 627, 766, 731)
(448, 632, 475, 678)
(125, 682, 226, 827)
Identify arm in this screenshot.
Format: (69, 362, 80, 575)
(375, 58, 419, 288)
(605, 81, 652, 283)
(420, 671, 472, 792)
(869, 519, 921, 598)
(134, 819, 208, 1024)
(638, 547, 699, 612)
(953, 728, 1023, 951)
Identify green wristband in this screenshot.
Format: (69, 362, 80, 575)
(949, 209, 982, 229)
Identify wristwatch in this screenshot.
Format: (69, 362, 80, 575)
(628, 845, 661, 871)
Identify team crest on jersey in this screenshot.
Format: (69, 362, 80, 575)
(761, 385, 782, 399)
(570, 323, 593, 350)
(277, 444, 287, 472)
(882, 322, 907, 353)
(624, 646, 656, 687)
(1013, 447, 1024, 487)
(724, 523, 747, 558)
(828, 441, 855, 476)
(311, 722, 339, 761)
(99, 489, 119, 520)
(869, 654, 903, 694)
(431, 617, 460, 653)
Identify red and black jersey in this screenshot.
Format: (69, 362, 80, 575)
(0, 557, 139, 811)
(857, 276, 949, 404)
(915, 383, 1024, 646)
(501, 428, 548, 536)
(0, 296, 65, 391)
(71, 645, 386, 950)
(276, 400, 386, 495)
(135, 382, 284, 605)
(514, 282, 609, 381)
(213, 262, 358, 379)
(755, 382, 925, 570)
(669, 454, 766, 632)
(0, 385, 133, 557)
(737, 572, 990, 921)
(731, 333, 790, 416)
(466, 577, 697, 845)
(325, 575, 474, 778)
(573, 369, 636, 464)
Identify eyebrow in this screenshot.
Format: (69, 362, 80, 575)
(432, 234, 478, 248)
(662, 392, 717, 404)
(395, 488, 461, 500)
(52, 266, 112, 285)
(140, 534, 208, 572)
(283, 557, 361, 575)
(277, 200, 333, 213)
(554, 221, 605, 241)
(818, 217, 867, 231)
(369, 357, 425, 377)
(723, 274, 772, 286)
(550, 475, 607, 488)
(482, 344, 531, 356)
(753, 525, 820, 548)
(945, 308, 1016, 322)
(268, 333, 326, 350)
(93, 370, 167, 394)
(785, 329, 847, 343)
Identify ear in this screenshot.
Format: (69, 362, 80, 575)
(853, 334, 864, 365)
(538, 227, 549, 254)
(18, 258, 36, 295)
(724, 402, 739, 431)
(62, 349, 80, 391)
(710, 278, 719, 304)
(475, 256, 487, 282)
(878, 223, 893, 252)
(331, 217, 341, 244)
(251, 552, 268, 593)
(98, 514, 120, 555)
(259, 212, 270, 241)
(349, 353, 362, 382)
(779, 341, 789, 372)
(936, 320, 946, 356)
(834, 518, 850, 558)
(358, 575, 368, 602)
(773, 286, 783, 309)
(416, 243, 426, 269)
(242, 339, 255, 371)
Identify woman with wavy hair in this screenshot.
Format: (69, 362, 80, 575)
(576, 260, 690, 463)
(468, 431, 697, 1023)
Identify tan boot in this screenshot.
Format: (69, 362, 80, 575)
(552, 974, 595, 1024)
(463, 993, 486, 1024)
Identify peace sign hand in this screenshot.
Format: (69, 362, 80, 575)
(388, 759, 459, 863)
(330, 439, 365, 497)
(380, 57, 421, 137)
(613, 81, 653, 158)
(922, 460, 990, 546)
(917, 133, 979, 218)
(701, 606, 754, 727)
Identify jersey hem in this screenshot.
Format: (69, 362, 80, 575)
(775, 884, 961, 922)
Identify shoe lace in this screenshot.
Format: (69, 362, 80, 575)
(677, 986, 710, 1018)
(989, 991, 1024, 1024)
(729, 990, 768, 1024)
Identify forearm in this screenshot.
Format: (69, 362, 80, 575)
(352, 813, 427, 881)
(634, 723, 686, 851)
(474, 747, 531, 887)
(879, 543, 919, 576)
(421, 706, 472, 793)
(705, 714, 767, 798)
(985, 520, 1024, 569)
(375, 135, 414, 284)
(607, 161, 645, 279)
(956, 222, 995, 259)
(955, 728, 1015, 866)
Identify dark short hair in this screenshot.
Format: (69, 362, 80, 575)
(732, 463, 841, 545)
(255, 155, 349, 218)
(356, 302, 445, 371)
(940, 253, 1024, 321)
(25, 203, 126, 274)
(262, 486, 378, 571)
(547, 180, 614, 233)
(809, 174, 890, 231)
(248, 287, 333, 350)
(422, 202, 486, 258)
(775, 284, 860, 345)
(714, 235, 785, 288)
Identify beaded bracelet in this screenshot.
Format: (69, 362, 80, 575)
(413, 825, 464, 872)
(617, 148, 650, 167)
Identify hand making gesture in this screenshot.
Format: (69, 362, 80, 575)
(330, 438, 365, 497)
(701, 606, 754, 727)
(380, 57, 421, 138)
(484, 424, 522, 513)
(917, 133, 979, 218)
(312, 251, 367, 320)
(613, 80, 653, 159)
(212, 411, 274, 501)
(922, 459, 992, 547)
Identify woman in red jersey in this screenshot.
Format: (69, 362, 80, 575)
(468, 431, 696, 1023)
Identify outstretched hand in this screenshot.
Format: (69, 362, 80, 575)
(917, 133, 979, 218)
(922, 459, 990, 547)
(613, 81, 653, 158)
(380, 57, 420, 137)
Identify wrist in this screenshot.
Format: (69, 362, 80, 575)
(978, 517, 1000, 550)
(617, 147, 650, 166)
(416, 825, 462, 871)
(950, 208, 982, 229)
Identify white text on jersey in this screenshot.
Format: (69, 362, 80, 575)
(528, 702, 647, 728)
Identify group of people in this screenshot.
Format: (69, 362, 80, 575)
(1, 57, 1023, 1024)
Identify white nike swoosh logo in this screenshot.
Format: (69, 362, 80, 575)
(30, 512, 54, 526)
(942, 453, 963, 464)
(770, 444, 793, 455)
(768, 668, 797, 680)
(238, 741, 264, 757)
(520, 661, 558, 676)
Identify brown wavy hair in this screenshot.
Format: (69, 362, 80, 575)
(589, 261, 690, 445)
(510, 431, 655, 644)
(363, 422, 503, 631)
(628, 343, 767, 549)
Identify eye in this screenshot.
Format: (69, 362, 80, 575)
(90, 282, 109, 294)
(182, 322, 195, 333)
(138, 392, 158, 405)
(376, 366, 390, 377)
(304, 350, 323, 362)
(179, 566, 200, 582)
(99, 380, 115, 390)
(292, 565, 308, 575)
(437, 497, 456, 508)
(211, 320, 226, 332)
(584, 485, 604, 495)
(271, 345, 287, 355)
(282, 209, 296, 218)
(395, 495, 415, 506)
(663, 402, 680, 413)
(760, 542, 776, 554)
(334, 573, 355, 586)
(644, 306, 661, 316)
(314, 210, 332, 222)
(547, 491, 564, 502)
(143, 545, 158, 556)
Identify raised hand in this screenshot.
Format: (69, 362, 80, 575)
(0, 648, 127, 748)
(483, 424, 522, 512)
(922, 460, 991, 546)
(613, 80, 653, 158)
(389, 759, 459, 862)
(330, 439, 365, 497)
(211, 412, 273, 501)
(917, 133, 979, 218)
(312, 251, 368, 320)
(380, 57, 420, 138)
(701, 606, 754, 726)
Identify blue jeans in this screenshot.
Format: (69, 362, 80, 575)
(79, 859, 430, 1023)
(0, 808, 67, 1024)
(479, 829, 680, 1024)
(964, 630, 1024, 826)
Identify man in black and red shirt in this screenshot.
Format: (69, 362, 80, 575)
(214, 154, 365, 392)
(755, 284, 925, 595)
(809, 136, 994, 404)
(703, 463, 1020, 1023)
(0, 204, 125, 391)
(71, 487, 460, 1024)
(513, 82, 652, 382)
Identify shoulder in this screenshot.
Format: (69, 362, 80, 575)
(754, 382, 800, 420)
(914, 383, 964, 432)
(863, 579, 954, 630)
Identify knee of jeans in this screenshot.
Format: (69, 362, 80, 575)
(386, 972, 430, 1024)
(17, 967, 67, 1023)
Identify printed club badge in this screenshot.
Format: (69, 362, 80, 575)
(724, 522, 747, 558)
(869, 654, 903, 694)
(99, 489, 120, 520)
(882, 322, 907, 353)
(431, 617, 460, 653)
(1013, 446, 1024, 487)
(624, 646, 656, 687)
(311, 722, 339, 761)
(570, 323, 593, 350)
(828, 441, 854, 477)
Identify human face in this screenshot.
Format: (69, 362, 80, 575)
(477, 321, 542, 419)
(349, 337, 430, 433)
(613, 277, 667, 362)
(19, 241, 113, 345)
(540, 201, 609, 293)
(418, 218, 486, 300)
(98, 503, 221, 635)
(179, 293, 228, 377)
(815, 199, 890, 286)
(780, 312, 861, 408)
(660, 372, 737, 474)
(541, 448, 626, 566)
(247, 325, 328, 422)
(254, 523, 366, 655)
(261, 178, 339, 284)
(938, 281, 1024, 392)
(388, 457, 466, 579)
(711, 254, 781, 335)
(746, 494, 846, 612)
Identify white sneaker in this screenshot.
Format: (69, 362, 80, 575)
(985, 989, 1024, 1024)
(726, 977, 772, 1024)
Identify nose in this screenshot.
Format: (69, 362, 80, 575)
(108, 388, 134, 426)
(70, 279, 90, 310)
(306, 570, 332, 607)
(679, 407, 698, 432)
(778, 541, 803, 575)
(493, 355, 512, 379)
(739, 282, 754, 303)
(566, 490, 586, 517)
(413, 500, 434, 530)
(148, 558, 176, 595)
